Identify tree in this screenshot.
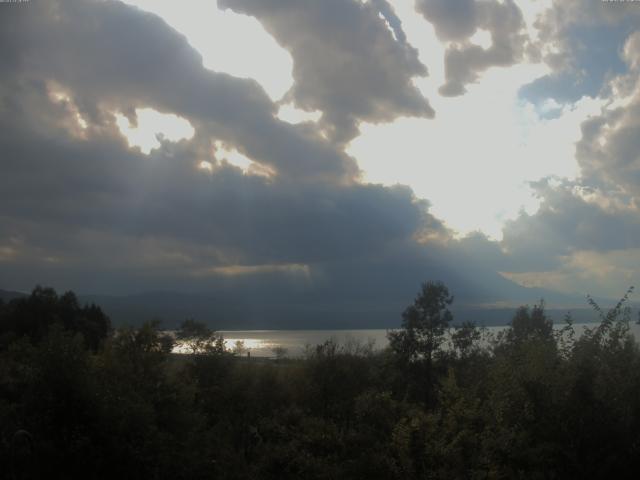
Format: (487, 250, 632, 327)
(0, 286, 111, 351)
(176, 318, 224, 355)
(452, 321, 481, 359)
(507, 301, 553, 344)
(388, 281, 454, 405)
(388, 281, 454, 365)
(271, 346, 288, 361)
(111, 320, 175, 378)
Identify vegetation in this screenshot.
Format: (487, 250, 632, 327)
(1, 282, 640, 478)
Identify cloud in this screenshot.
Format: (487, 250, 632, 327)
(0, 0, 356, 183)
(416, 0, 529, 96)
(496, 42, 640, 295)
(574, 43, 640, 198)
(415, 0, 477, 42)
(121, 0, 295, 102)
(500, 180, 640, 272)
(624, 31, 640, 71)
(501, 248, 640, 298)
(3, 0, 521, 324)
(520, 0, 640, 104)
(0, 81, 434, 268)
(7, 0, 620, 326)
(219, 0, 434, 144)
(0, 84, 461, 312)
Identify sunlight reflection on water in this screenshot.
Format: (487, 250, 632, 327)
(170, 323, 640, 358)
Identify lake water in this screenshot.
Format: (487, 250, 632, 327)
(178, 322, 640, 358)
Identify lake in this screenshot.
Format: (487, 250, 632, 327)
(174, 322, 640, 358)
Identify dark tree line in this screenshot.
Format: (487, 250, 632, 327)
(1, 282, 640, 479)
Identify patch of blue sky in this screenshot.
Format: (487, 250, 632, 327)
(519, 22, 635, 107)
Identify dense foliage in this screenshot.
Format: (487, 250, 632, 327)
(1, 283, 640, 479)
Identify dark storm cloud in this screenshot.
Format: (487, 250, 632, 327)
(0, 0, 556, 325)
(416, 0, 528, 96)
(0, 0, 475, 307)
(0, 73, 434, 268)
(218, 0, 434, 144)
(0, 0, 355, 182)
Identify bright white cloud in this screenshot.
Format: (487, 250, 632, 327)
(115, 108, 195, 154)
(121, 0, 294, 101)
(276, 103, 322, 125)
(470, 29, 493, 49)
(212, 141, 275, 178)
(349, 53, 604, 239)
(518, 0, 553, 45)
(390, 0, 446, 95)
(46, 82, 89, 134)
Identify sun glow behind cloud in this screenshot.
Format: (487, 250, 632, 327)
(348, 58, 606, 239)
(121, 0, 294, 101)
(46, 83, 90, 135)
(276, 103, 323, 125)
(118, 0, 607, 241)
(212, 141, 276, 178)
(347, 0, 607, 239)
(115, 108, 195, 154)
(193, 263, 310, 278)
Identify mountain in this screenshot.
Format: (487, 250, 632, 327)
(3, 282, 629, 330)
(0, 289, 27, 302)
(77, 288, 620, 330)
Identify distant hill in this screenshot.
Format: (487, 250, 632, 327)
(76, 289, 625, 330)
(0, 289, 27, 302)
(3, 285, 633, 330)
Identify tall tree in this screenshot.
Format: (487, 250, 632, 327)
(388, 281, 454, 364)
(388, 281, 454, 405)
(176, 318, 224, 355)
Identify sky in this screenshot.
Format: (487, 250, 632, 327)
(1, 0, 640, 325)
